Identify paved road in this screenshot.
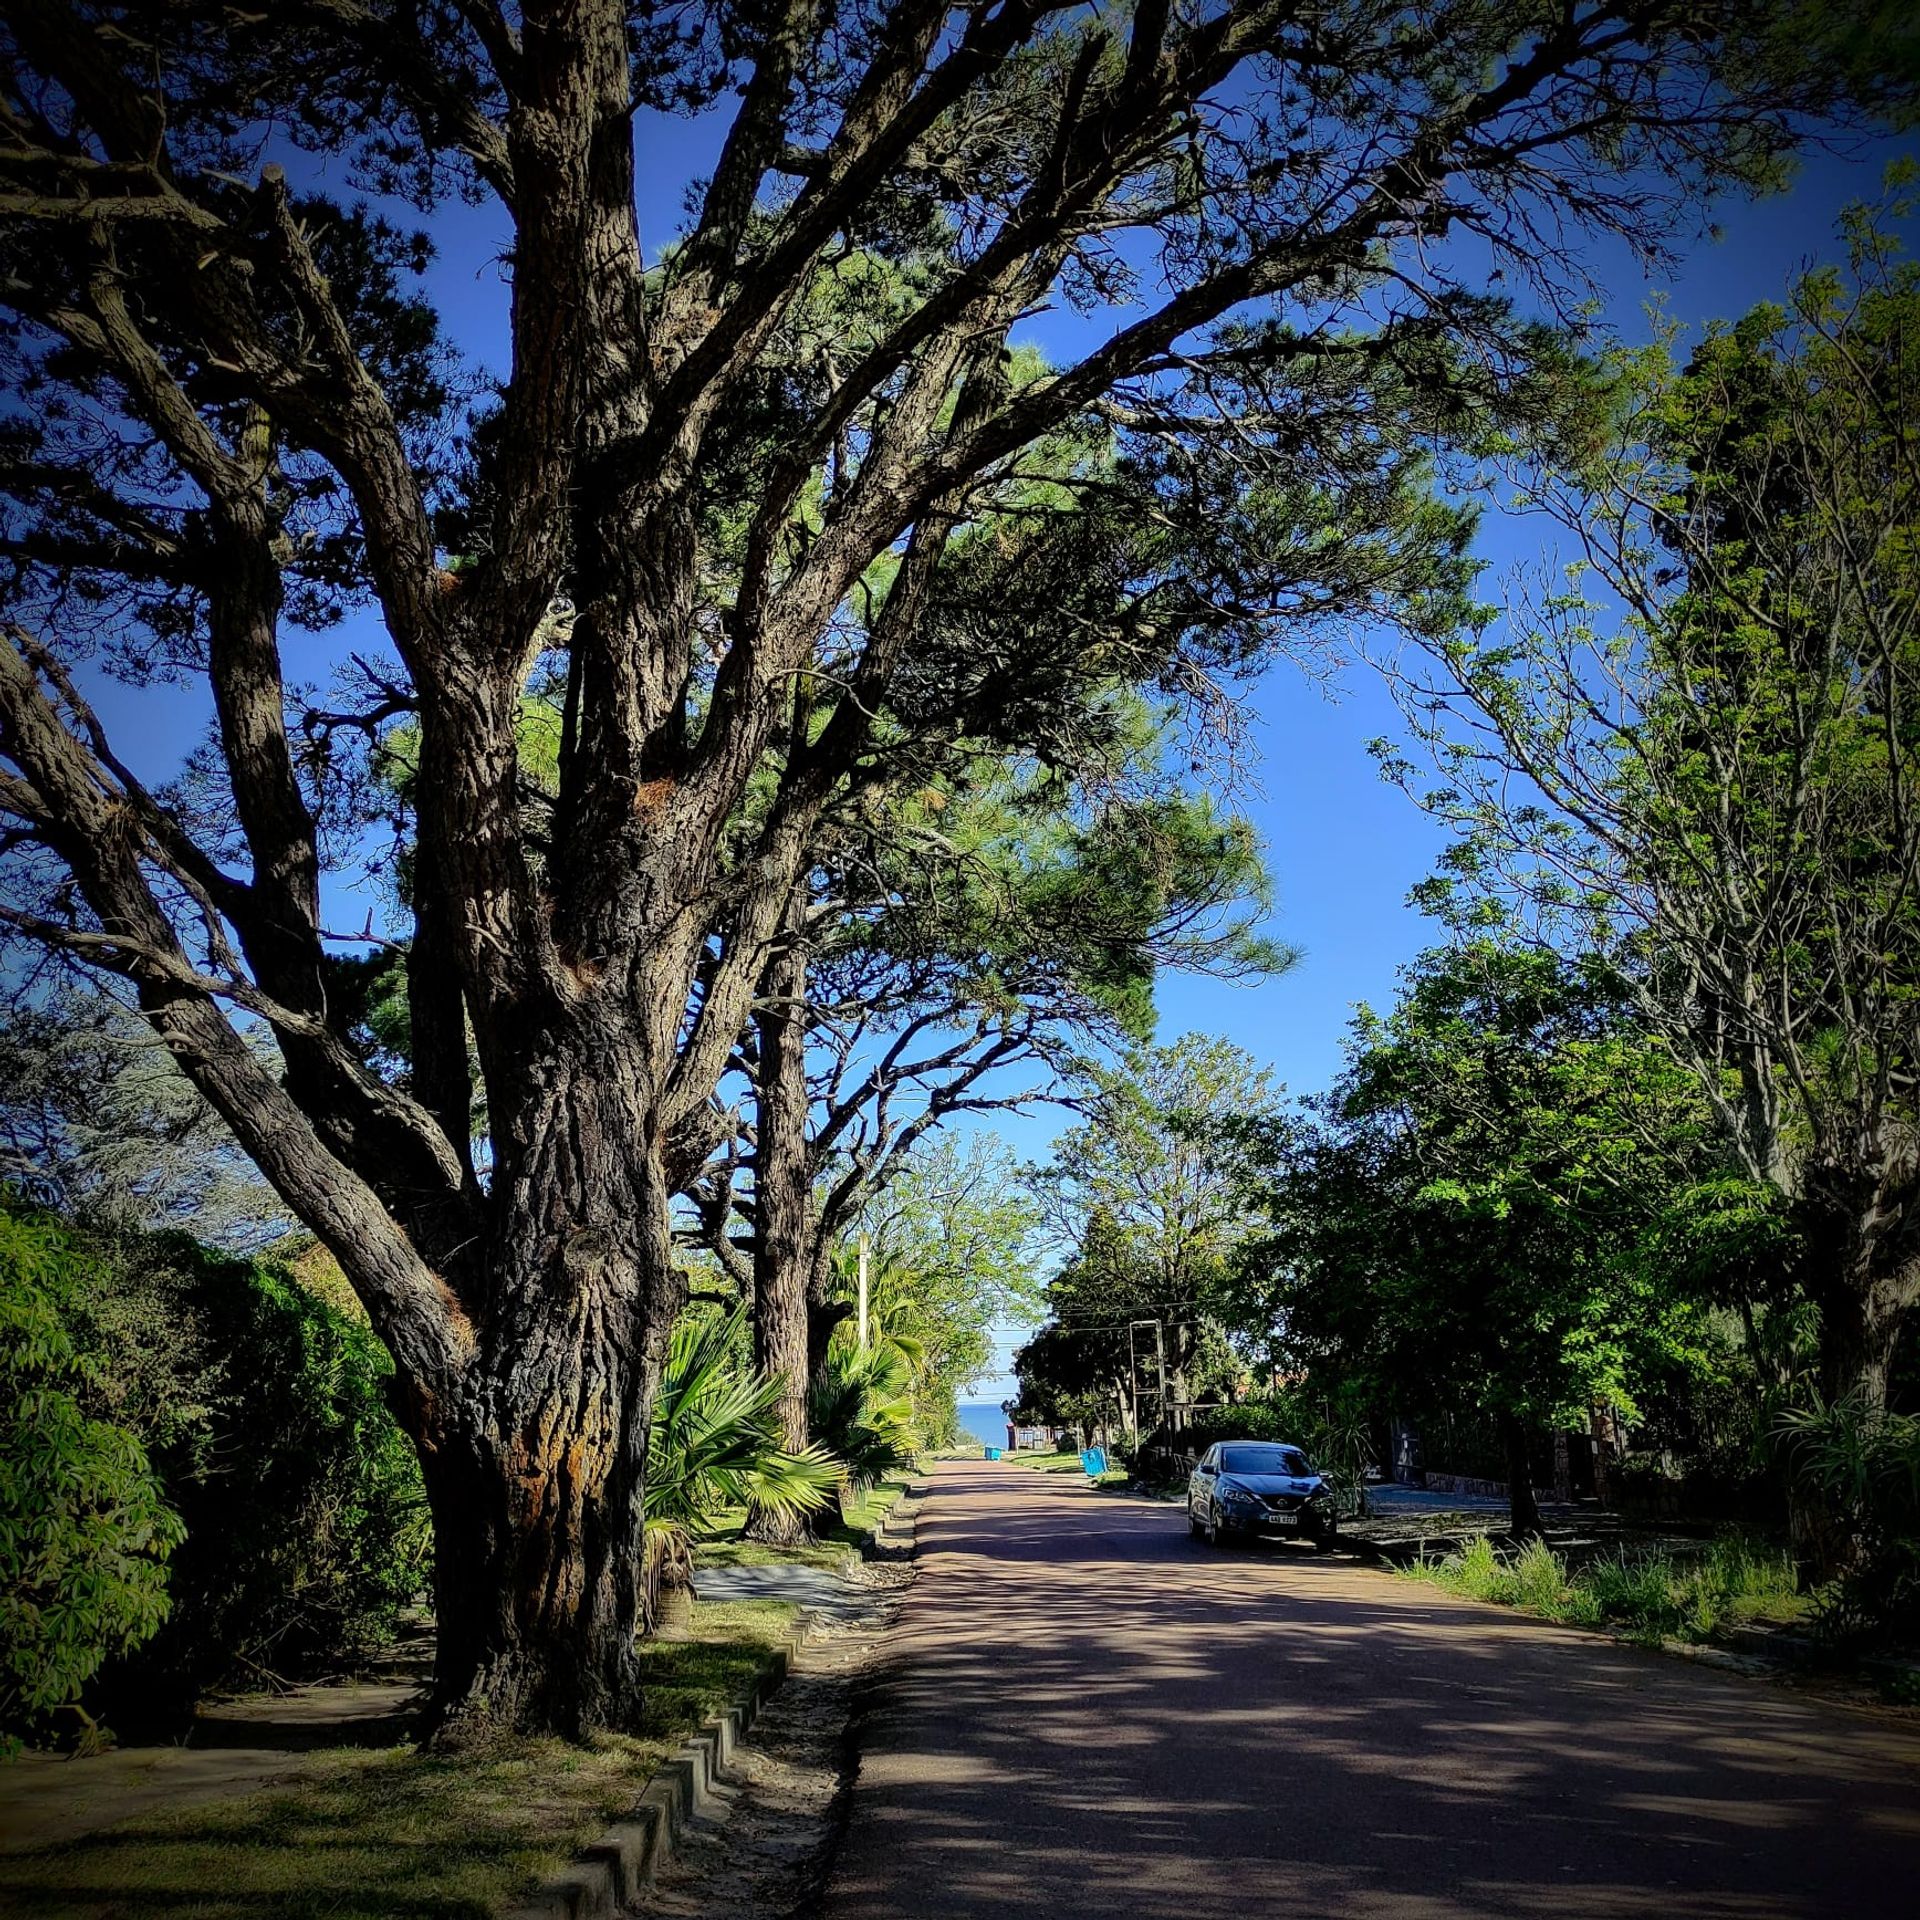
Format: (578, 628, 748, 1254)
(820, 1461, 1920, 1920)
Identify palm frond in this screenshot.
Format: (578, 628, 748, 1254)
(648, 1307, 841, 1526)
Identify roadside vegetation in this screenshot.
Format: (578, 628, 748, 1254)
(0, 1167, 921, 1749)
(1403, 1536, 1806, 1649)
(1, 1196, 429, 1751)
(1011, 215, 1920, 1660)
(0, 1599, 794, 1920)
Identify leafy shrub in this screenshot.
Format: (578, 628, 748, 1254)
(1, 1203, 183, 1751)
(108, 1235, 431, 1705)
(1165, 1395, 1313, 1456)
(1, 1196, 430, 1716)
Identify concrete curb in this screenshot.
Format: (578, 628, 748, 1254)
(500, 1482, 926, 1920)
(500, 1634, 800, 1920)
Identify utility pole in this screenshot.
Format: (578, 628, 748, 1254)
(1128, 1318, 1168, 1439)
(857, 1234, 870, 1352)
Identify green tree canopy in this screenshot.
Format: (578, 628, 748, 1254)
(1388, 205, 1920, 1413)
(1241, 944, 1719, 1531)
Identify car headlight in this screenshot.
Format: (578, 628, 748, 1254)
(1218, 1482, 1262, 1509)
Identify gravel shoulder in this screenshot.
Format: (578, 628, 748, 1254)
(632, 1520, 919, 1917)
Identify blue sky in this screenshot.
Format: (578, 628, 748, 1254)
(967, 139, 1920, 1393)
(63, 104, 1918, 1395)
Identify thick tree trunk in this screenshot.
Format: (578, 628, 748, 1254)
(1812, 1277, 1905, 1413)
(1800, 1160, 1919, 1412)
(1588, 1405, 1616, 1508)
(802, 1240, 856, 1539)
(421, 1354, 649, 1739)
(1775, 1164, 1919, 1581)
(412, 1028, 681, 1739)
(1502, 1414, 1543, 1540)
(806, 1243, 850, 1386)
(745, 934, 813, 1547)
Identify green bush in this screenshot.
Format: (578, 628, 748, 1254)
(1408, 1533, 1569, 1610)
(1166, 1396, 1312, 1455)
(1563, 1553, 1677, 1634)
(108, 1235, 431, 1705)
(1, 1204, 183, 1751)
(1, 1197, 430, 1717)
(1777, 1394, 1920, 1649)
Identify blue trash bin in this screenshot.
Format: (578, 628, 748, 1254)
(984, 1446, 1002, 1460)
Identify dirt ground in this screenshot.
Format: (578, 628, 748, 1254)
(635, 1556, 913, 1918)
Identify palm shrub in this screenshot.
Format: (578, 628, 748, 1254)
(1776, 1393, 1920, 1645)
(1, 1203, 182, 1753)
(809, 1343, 920, 1525)
(644, 1309, 840, 1624)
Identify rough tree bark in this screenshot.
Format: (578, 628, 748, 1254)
(1800, 1163, 1919, 1414)
(745, 924, 816, 1548)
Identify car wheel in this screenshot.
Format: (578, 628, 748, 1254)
(1188, 1507, 1205, 1540)
(1206, 1508, 1227, 1548)
(1310, 1521, 1338, 1553)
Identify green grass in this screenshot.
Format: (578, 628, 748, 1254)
(1003, 1448, 1129, 1486)
(690, 1474, 917, 1574)
(836, 1475, 911, 1538)
(1402, 1533, 1807, 1646)
(1007, 1448, 1082, 1471)
(0, 1599, 796, 1920)
(693, 1533, 858, 1572)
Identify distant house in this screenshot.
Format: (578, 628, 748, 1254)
(1006, 1422, 1066, 1452)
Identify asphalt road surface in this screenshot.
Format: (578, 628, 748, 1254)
(819, 1460, 1920, 1920)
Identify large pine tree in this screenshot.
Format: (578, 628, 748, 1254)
(0, 0, 1900, 1734)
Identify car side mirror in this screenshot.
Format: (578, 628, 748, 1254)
(1198, 1463, 1217, 1476)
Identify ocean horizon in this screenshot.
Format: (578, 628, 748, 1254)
(956, 1400, 1007, 1450)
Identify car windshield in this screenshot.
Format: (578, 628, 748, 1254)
(1218, 1444, 1311, 1477)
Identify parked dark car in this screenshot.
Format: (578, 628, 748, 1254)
(1187, 1441, 1339, 1548)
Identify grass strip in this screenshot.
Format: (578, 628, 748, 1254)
(1003, 1449, 1129, 1486)
(0, 1599, 796, 1920)
(1400, 1533, 1808, 1646)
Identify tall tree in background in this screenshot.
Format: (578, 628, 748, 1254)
(0, 985, 285, 1244)
(1034, 1033, 1277, 1414)
(730, 727, 1278, 1539)
(840, 1133, 1042, 1445)
(1390, 213, 1920, 1415)
(0, 0, 1899, 1734)
(1250, 945, 1714, 1534)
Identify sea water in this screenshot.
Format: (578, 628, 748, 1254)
(956, 1402, 1006, 1451)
